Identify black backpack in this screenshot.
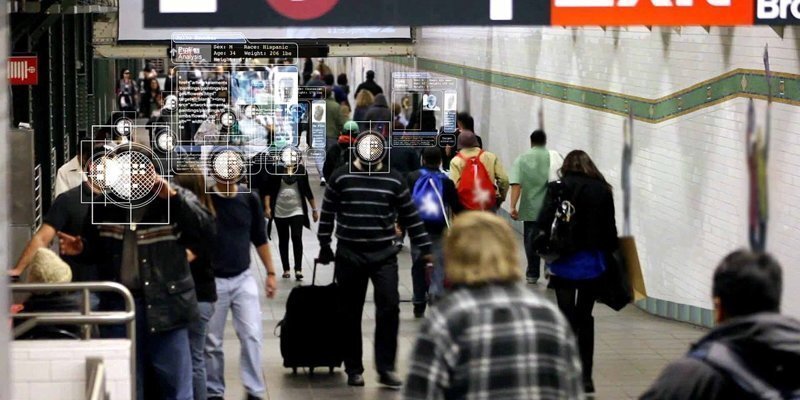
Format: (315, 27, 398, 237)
(533, 180, 584, 263)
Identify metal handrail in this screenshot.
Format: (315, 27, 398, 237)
(11, 282, 137, 400)
(86, 358, 108, 400)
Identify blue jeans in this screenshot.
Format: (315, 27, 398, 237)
(411, 233, 445, 303)
(189, 302, 215, 400)
(524, 221, 542, 281)
(205, 270, 265, 397)
(134, 298, 193, 400)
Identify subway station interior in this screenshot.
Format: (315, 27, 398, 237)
(1, 1, 800, 400)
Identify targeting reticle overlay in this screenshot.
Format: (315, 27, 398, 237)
(163, 33, 316, 183)
(83, 123, 171, 226)
(348, 121, 392, 175)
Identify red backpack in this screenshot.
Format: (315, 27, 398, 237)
(456, 150, 497, 210)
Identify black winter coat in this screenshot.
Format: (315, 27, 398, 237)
(83, 186, 216, 333)
(537, 171, 618, 254)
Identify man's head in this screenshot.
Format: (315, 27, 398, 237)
(457, 130, 479, 150)
(712, 250, 782, 323)
(422, 147, 442, 169)
(366, 70, 375, 80)
(456, 112, 474, 131)
(323, 74, 335, 87)
(530, 130, 547, 147)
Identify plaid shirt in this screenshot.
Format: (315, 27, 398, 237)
(404, 283, 584, 400)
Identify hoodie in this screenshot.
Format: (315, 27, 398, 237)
(363, 94, 392, 123)
(641, 313, 800, 400)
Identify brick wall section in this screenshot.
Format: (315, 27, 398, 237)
(366, 26, 800, 319)
(11, 339, 132, 400)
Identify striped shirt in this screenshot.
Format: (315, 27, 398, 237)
(318, 164, 432, 252)
(404, 284, 584, 400)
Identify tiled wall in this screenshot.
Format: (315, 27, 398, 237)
(370, 26, 800, 321)
(11, 339, 132, 400)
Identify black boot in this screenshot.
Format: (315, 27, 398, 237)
(413, 303, 426, 318)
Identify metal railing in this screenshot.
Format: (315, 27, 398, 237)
(11, 282, 136, 400)
(86, 357, 108, 400)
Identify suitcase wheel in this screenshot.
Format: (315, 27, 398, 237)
(329, 367, 335, 374)
(292, 368, 297, 375)
(309, 367, 315, 376)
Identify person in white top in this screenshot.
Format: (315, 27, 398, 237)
(54, 156, 84, 197)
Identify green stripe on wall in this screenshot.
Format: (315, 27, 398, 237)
(385, 56, 800, 123)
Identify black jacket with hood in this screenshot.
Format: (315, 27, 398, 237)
(363, 94, 392, 123)
(83, 186, 216, 333)
(641, 312, 800, 400)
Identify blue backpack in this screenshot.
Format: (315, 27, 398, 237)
(412, 169, 450, 226)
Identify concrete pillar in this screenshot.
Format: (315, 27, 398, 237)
(0, 0, 11, 398)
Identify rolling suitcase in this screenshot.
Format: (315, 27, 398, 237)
(276, 260, 343, 375)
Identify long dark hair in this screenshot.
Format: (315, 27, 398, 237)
(173, 169, 216, 216)
(560, 150, 611, 190)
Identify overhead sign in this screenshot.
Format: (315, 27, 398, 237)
(8, 56, 38, 86)
(146, 0, 798, 26)
(552, 0, 753, 25)
(144, 0, 551, 27)
(124, 0, 411, 41)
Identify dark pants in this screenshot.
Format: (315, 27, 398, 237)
(523, 221, 542, 281)
(134, 298, 193, 400)
(410, 233, 443, 304)
(335, 247, 400, 375)
(274, 215, 305, 272)
(555, 287, 596, 384)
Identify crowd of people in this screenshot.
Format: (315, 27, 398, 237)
(7, 59, 800, 400)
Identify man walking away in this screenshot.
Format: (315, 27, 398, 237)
(205, 179, 278, 400)
(355, 70, 383, 97)
(323, 121, 359, 182)
(407, 147, 463, 317)
(641, 250, 800, 400)
(510, 130, 563, 284)
(323, 74, 346, 185)
(449, 130, 509, 212)
(317, 149, 432, 388)
(455, 112, 483, 149)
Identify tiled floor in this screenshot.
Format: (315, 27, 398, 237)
(214, 174, 708, 400)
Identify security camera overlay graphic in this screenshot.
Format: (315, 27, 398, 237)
(84, 35, 461, 224)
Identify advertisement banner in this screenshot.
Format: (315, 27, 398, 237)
(145, 0, 797, 28)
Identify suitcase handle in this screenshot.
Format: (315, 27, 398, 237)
(312, 259, 336, 287)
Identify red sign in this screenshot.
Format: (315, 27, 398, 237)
(551, 0, 754, 26)
(8, 56, 38, 85)
(265, 0, 339, 20)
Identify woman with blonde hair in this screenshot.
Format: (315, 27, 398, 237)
(352, 89, 374, 122)
(404, 212, 583, 400)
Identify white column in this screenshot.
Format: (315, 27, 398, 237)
(0, 0, 11, 398)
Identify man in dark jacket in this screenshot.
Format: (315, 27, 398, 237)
(641, 250, 800, 400)
(355, 70, 383, 97)
(322, 120, 359, 181)
(363, 93, 391, 123)
(60, 148, 216, 400)
(406, 147, 463, 317)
